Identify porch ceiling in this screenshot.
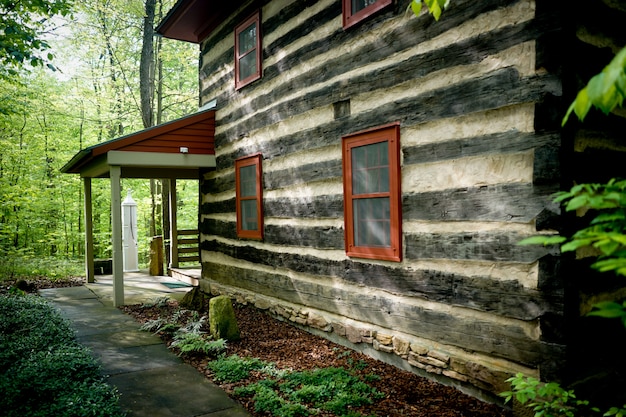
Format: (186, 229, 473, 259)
(60, 109, 216, 179)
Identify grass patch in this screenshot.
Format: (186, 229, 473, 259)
(209, 354, 383, 417)
(0, 294, 125, 417)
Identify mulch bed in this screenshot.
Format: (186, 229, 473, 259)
(4, 278, 512, 416)
(122, 300, 512, 417)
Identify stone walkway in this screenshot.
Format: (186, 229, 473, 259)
(40, 273, 250, 417)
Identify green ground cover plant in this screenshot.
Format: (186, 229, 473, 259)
(0, 294, 125, 417)
(208, 354, 384, 417)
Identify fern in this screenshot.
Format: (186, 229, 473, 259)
(170, 331, 226, 356)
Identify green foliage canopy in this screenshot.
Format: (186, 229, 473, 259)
(0, 0, 73, 77)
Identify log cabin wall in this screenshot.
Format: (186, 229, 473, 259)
(198, 0, 566, 400)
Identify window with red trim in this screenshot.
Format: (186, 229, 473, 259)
(235, 154, 263, 239)
(342, 123, 401, 261)
(342, 0, 392, 29)
(235, 11, 262, 90)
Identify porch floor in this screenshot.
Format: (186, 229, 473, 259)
(87, 269, 198, 306)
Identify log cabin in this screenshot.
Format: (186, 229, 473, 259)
(144, 0, 626, 405)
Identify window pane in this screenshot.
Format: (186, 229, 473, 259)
(239, 52, 257, 81)
(351, 0, 378, 14)
(238, 23, 256, 55)
(351, 141, 389, 194)
(240, 200, 258, 231)
(240, 165, 256, 197)
(353, 197, 390, 247)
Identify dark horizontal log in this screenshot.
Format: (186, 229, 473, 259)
(200, 218, 236, 239)
(203, 0, 526, 136)
(201, 194, 343, 218)
(203, 258, 556, 365)
(265, 159, 343, 190)
(200, 239, 561, 322)
(402, 132, 559, 165)
(403, 183, 560, 224)
(201, 183, 559, 227)
(199, 217, 344, 249)
(405, 230, 558, 263)
(202, 158, 342, 195)
(208, 3, 559, 147)
(215, 70, 561, 172)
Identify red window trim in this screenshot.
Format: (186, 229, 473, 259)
(234, 10, 262, 90)
(235, 153, 263, 240)
(342, 0, 392, 30)
(342, 122, 402, 262)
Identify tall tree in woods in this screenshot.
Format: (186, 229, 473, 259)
(1, 0, 197, 266)
(140, 0, 156, 129)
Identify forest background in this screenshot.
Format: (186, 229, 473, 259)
(0, 0, 200, 277)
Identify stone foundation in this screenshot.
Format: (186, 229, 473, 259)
(201, 279, 534, 404)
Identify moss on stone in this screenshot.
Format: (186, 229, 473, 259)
(209, 295, 240, 341)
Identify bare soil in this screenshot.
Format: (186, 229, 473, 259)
(122, 300, 513, 417)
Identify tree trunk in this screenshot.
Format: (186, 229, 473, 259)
(140, 0, 156, 129)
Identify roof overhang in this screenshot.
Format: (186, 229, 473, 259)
(61, 109, 216, 179)
(156, 0, 242, 43)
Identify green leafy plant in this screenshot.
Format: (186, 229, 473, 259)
(410, 0, 450, 21)
(510, 179, 626, 414)
(519, 179, 626, 278)
(563, 46, 626, 125)
(208, 354, 274, 382)
(140, 317, 179, 334)
(0, 295, 125, 417)
(500, 373, 597, 417)
(231, 360, 384, 417)
(170, 331, 226, 356)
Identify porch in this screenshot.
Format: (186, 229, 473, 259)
(61, 108, 215, 306)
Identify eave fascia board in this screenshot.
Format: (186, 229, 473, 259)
(107, 150, 216, 169)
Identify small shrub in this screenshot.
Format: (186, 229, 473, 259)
(170, 331, 226, 356)
(0, 294, 124, 417)
(500, 373, 598, 417)
(208, 354, 272, 382)
(231, 362, 384, 417)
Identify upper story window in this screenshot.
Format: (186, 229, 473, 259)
(342, 123, 401, 262)
(342, 0, 392, 29)
(235, 10, 262, 90)
(235, 154, 263, 239)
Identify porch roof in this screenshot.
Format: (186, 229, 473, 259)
(155, 0, 242, 43)
(60, 109, 216, 179)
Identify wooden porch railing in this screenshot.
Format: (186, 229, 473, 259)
(171, 229, 199, 267)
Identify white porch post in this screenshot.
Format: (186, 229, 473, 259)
(83, 177, 95, 283)
(110, 165, 124, 306)
(169, 179, 179, 269)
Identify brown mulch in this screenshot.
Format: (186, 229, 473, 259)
(121, 300, 512, 417)
(5, 278, 512, 416)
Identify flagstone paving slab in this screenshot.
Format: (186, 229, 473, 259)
(42, 276, 251, 417)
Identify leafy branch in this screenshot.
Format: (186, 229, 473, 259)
(519, 179, 626, 278)
(409, 0, 450, 21)
(562, 46, 626, 125)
